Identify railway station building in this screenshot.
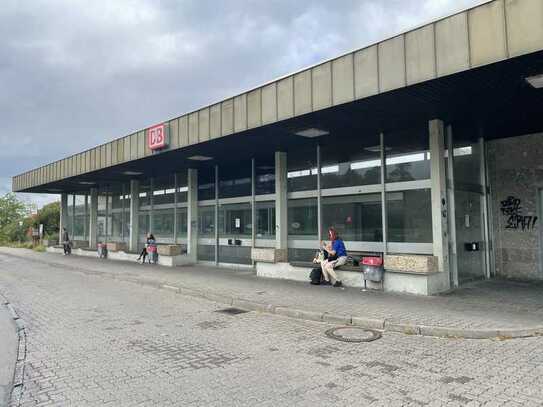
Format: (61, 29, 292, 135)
(12, 0, 543, 294)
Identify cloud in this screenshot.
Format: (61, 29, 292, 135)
(1, 0, 483, 208)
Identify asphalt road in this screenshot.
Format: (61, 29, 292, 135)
(0, 251, 542, 406)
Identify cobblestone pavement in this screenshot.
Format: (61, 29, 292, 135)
(1, 251, 543, 406)
(1, 248, 542, 331)
(0, 305, 17, 407)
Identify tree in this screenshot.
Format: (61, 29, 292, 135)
(31, 201, 60, 237)
(0, 193, 30, 241)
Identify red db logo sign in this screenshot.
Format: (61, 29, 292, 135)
(147, 123, 167, 150)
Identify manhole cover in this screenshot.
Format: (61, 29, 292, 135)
(215, 307, 249, 315)
(325, 326, 382, 343)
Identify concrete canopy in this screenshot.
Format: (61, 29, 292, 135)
(13, 0, 543, 194)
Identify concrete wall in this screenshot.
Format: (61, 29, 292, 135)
(487, 132, 543, 281)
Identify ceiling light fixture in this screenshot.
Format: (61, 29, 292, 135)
(526, 74, 543, 89)
(187, 155, 213, 161)
(294, 128, 329, 138)
(122, 171, 143, 176)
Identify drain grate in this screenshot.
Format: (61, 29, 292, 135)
(325, 326, 382, 343)
(215, 307, 249, 315)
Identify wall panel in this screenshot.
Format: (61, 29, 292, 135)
(277, 76, 294, 121)
(332, 54, 354, 105)
(189, 112, 199, 144)
(436, 13, 470, 76)
(379, 35, 406, 92)
(199, 108, 210, 142)
(169, 118, 179, 149)
(505, 0, 543, 57)
(261, 83, 277, 125)
(406, 24, 436, 85)
(179, 115, 189, 146)
(234, 94, 247, 132)
(312, 62, 332, 111)
(209, 105, 221, 139)
(469, 0, 507, 67)
(354, 45, 379, 99)
(294, 70, 312, 116)
(221, 99, 234, 136)
(247, 89, 262, 129)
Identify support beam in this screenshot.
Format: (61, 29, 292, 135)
(89, 188, 98, 249)
(129, 180, 139, 252)
(187, 168, 198, 262)
(429, 119, 450, 285)
(446, 125, 459, 288)
(275, 151, 288, 253)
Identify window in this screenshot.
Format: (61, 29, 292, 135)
(387, 189, 432, 243)
(73, 195, 87, 241)
(385, 126, 430, 182)
(320, 136, 381, 189)
(198, 206, 215, 237)
(153, 175, 175, 205)
(219, 163, 251, 198)
(287, 146, 317, 192)
(218, 203, 252, 237)
(256, 201, 275, 239)
(288, 198, 318, 239)
(322, 194, 382, 242)
(255, 158, 275, 195)
(176, 207, 188, 239)
(198, 168, 215, 201)
(154, 208, 175, 242)
(177, 171, 188, 203)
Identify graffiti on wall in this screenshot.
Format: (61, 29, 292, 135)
(500, 196, 538, 231)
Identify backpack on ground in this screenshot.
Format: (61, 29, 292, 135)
(309, 267, 322, 285)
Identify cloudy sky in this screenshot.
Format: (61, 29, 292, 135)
(1, 0, 486, 208)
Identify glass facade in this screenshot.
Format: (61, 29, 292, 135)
(387, 189, 432, 243)
(198, 168, 215, 201)
(219, 163, 251, 199)
(218, 203, 252, 238)
(288, 198, 318, 240)
(385, 127, 430, 183)
(256, 157, 275, 195)
(198, 206, 215, 237)
(320, 136, 381, 189)
(64, 125, 438, 263)
(256, 201, 275, 239)
(322, 194, 382, 242)
(287, 147, 317, 192)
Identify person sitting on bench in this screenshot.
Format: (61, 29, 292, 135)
(320, 227, 346, 288)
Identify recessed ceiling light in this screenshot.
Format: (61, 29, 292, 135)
(294, 128, 329, 138)
(79, 181, 95, 185)
(187, 155, 213, 161)
(122, 171, 143, 176)
(526, 74, 543, 89)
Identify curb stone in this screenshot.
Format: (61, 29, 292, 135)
(385, 322, 422, 336)
(274, 307, 324, 322)
(1, 297, 27, 407)
(351, 317, 386, 330)
(322, 313, 352, 325)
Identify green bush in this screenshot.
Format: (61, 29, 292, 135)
(32, 244, 46, 252)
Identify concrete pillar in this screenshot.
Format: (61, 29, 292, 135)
(187, 168, 198, 261)
(129, 180, 139, 252)
(89, 188, 98, 248)
(275, 151, 288, 252)
(59, 193, 68, 244)
(429, 119, 450, 282)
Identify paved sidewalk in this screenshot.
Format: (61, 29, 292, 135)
(1, 247, 543, 339)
